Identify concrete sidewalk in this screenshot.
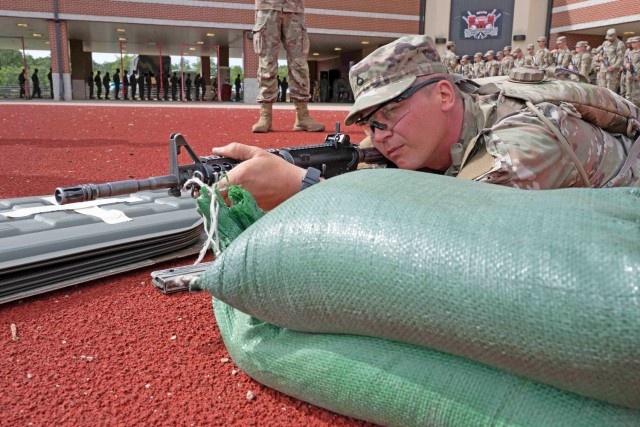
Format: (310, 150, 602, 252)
(0, 98, 354, 111)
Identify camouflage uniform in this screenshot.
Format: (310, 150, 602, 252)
(501, 46, 513, 75)
(345, 35, 640, 189)
(534, 37, 554, 68)
(512, 48, 525, 68)
(442, 42, 458, 74)
(472, 54, 485, 79)
(628, 37, 640, 105)
(484, 51, 500, 77)
(460, 55, 473, 79)
(622, 41, 633, 99)
(554, 36, 572, 68)
(252, 0, 324, 132)
(254, 0, 308, 103)
(599, 29, 627, 94)
(524, 44, 536, 67)
(573, 41, 592, 80)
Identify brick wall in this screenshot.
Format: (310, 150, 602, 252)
(0, 0, 421, 34)
(48, 19, 70, 74)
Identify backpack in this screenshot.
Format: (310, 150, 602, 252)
(457, 69, 640, 187)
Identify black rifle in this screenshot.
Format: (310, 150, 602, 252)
(626, 53, 636, 75)
(55, 124, 388, 205)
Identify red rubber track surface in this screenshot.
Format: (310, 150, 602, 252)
(0, 102, 375, 426)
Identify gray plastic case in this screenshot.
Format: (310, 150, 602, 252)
(0, 190, 203, 303)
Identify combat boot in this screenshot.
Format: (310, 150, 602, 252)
(293, 101, 325, 132)
(252, 103, 273, 133)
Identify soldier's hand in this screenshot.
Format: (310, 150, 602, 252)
(211, 143, 306, 211)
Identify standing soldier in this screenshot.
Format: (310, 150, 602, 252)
(535, 36, 553, 68)
(442, 41, 458, 74)
(484, 50, 500, 77)
(87, 71, 94, 99)
(251, 0, 324, 133)
(573, 41, 592, 81)
(113, 68, 121, 100)
(171, 71, 178, 101)
(501, 46, 513, 75)
(626, 36, 640, 106)
(524, 44, 536, 67)
(586, 45, 598, 85)
(460, 55, 473, 78)
(472, 52, 485, 78)
(122, 70, 129, 100)
(19, 69, 27, 98)
(102, 72, 111, 100)
(554, 36, 572, 68)
(94, 71, 102, 99)
(130, 70, 138, 100)
(31, 68, 42, 98)
(598, 28, 626, 93)
(47, 68, 53, 99)
(512, 47, 525, 68)
(495, 51, 504, 75)
(622, 39, 633, 99)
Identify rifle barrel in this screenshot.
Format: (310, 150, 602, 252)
(55, 174, 179, 205)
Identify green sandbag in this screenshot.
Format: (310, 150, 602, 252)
(197, 169, 640, 408)
(213, 299, 640, 427)
(195, 184, 264, 251)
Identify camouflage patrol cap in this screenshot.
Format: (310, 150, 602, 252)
(526, 43, 534, 49)
(537, 36, 547, 42)
(576, 41, 588, 48)
(446, 41, 455, 47)
(461, 54, 469, 60)
(485, 50, 495, 56)
(556, 36, 567, 43)
(606, 28, 616, 39)
(345, 35, 446, 126)
(503, 45, 512, 51)
(628, 36, 640, 43)
(474, 52, 483, 58)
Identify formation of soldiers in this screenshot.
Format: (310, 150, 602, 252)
(441, 28, 640, 106)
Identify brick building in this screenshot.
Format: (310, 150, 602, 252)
(0, 0, 638, 101)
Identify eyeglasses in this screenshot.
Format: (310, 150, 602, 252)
(355, 76, 446, 137)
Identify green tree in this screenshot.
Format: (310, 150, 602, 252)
(0, 50, 50, 87)
(231, 65, 243, 79)
(0, 49, 23, 68)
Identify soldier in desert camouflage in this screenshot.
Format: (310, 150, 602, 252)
(626, 36, 640, 105)
(597, 28, 627, 94)
(459, 55, 473, 78)
(512, 47, 525, 68)
(484, 50, 500, 77)
(524, 44, 536, 67)
(572, 41, 592, 81)
(501, 46, 513, 75)
(535, 36, 554, 68)
(442, 41, 458, 74)
(252, 0, 324, 133)
(472, 52, 485, 79)
(554, 36, 572, 68)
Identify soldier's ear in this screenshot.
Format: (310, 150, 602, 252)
(434, 80, 456, 112)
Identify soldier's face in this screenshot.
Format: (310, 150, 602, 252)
(366, 80, 452, 171)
